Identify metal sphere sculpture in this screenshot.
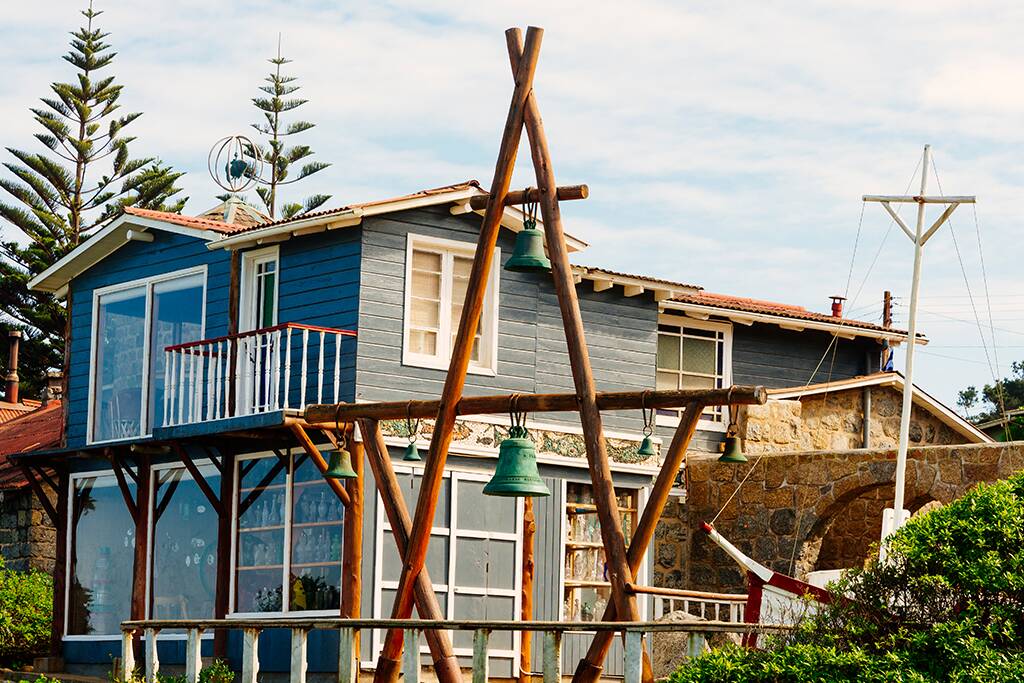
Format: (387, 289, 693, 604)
(208, 135, 263, 193)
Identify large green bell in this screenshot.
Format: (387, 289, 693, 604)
(637, 435, 657, 457)
(324, 445, 358, 479)
(718, 435, 747, 463)
(504, 221, 551, 273)
(483, 425, 550, 497)
(403, 441, 423, 462)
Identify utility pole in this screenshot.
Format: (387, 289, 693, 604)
(863, 145, 975, 546)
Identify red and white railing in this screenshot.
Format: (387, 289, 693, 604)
(163, 323, 357, 428)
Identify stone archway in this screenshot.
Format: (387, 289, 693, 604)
(793, 482, 887, 577)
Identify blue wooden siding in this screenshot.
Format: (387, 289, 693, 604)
(732, 323, 877, 388)
(65, 231, 231, 448)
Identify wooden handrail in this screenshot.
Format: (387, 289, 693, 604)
(628, 584, 748, 603)
(165, 322, 356, 352)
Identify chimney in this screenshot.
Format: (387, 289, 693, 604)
(42, 370, 63, 406)
(829, 296, 846, 318)
(5, 330, 21, 403)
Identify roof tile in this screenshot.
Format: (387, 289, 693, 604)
(0, 401, 63, 490)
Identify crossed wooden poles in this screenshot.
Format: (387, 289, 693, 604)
(302, 26, 767, 683)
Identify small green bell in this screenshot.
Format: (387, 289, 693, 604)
(718, 435, 747, 463)
(324, 445, 358, 479)
(227, 157, 249, 180)
(637, 435, 657, 457)
(403, 441, 422, 462)
(504, 220, 551, 273)
(484, 425, 550, 497)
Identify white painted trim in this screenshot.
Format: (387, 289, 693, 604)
(572, 267, 699, 301)
(401, 233, 500, 376)
(239, 246, 280, 332)
(655, 314, 733, 433)
(86, 266, 208, 445)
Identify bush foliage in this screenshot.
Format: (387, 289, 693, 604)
(0, 557, 53, 663)
(672, 473, 1024, 682)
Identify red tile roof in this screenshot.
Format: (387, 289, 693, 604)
(0, 399, 41, 425)
(574, 265, 703, 292)
(668, 291, 908, 335)
(0, 401, 63, 490)
(123, 206, 245, 234)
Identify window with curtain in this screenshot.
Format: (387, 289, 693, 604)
(403, 234, 498, 374)
(656, 317, 731, 425)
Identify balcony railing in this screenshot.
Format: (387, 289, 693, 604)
(120, 617, 792, 683)
(163, 323, 357, 428)
(637, 585, 747, 622)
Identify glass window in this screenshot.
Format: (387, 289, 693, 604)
(403, 235, 497, 373)
(68, 474, 136, 635)
(656, 320, 730, 424)
(93, 287, 146, 441)
(563, 483, 638, 622)
(151, 465, 220, 623)
(234, 451, 345, 614)
(90, 270, 206, 442)
(241, 248, 279, 332)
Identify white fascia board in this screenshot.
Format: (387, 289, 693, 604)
(572, 268, 700, 299)
(28, 215, 216, 293)
(662, 301, 922, 345)
(212, 209, 364, 250)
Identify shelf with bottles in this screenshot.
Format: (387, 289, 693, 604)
(292, 488, 344, 525)
(565, 502, 637, 514)
(238, 533, 285, 568)
(238, 491, 287, 529)
(563, 584, 611, 622)
(291, 525, 342, 566)
(237, 564, 284, 571)
(238, 524, 285, 533)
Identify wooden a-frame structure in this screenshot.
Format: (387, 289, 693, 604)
(299, 26, 768, 683)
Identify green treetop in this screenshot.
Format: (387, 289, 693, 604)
(0, 2, 186, 396)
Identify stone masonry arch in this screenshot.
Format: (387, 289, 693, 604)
(664, 442, 1024, 593)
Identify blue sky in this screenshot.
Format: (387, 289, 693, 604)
(2, 1, 1022, 411)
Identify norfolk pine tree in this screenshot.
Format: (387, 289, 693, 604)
(246, 41, 330, 219)
(0, 2, 186, 396)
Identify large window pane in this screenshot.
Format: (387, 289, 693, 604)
(149, 275, 205, 429)
(235, 456, 287, 613)
(289, 454, 344, 612)
(68, 475, 135, 635)
(152, 465, 220, 622)
(93, 287, 146, 441)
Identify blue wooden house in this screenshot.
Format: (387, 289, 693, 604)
(22, 181, 910, 676)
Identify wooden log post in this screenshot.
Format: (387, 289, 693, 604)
(341, 437, 364, 655)
(214, 450, 236, 659)
(375, 27, 544, 683)
(507, 26, 646, 680)
(575, 401, 707, 681)
(358, 420, 461, 683)
(131, 455, 152, 662)
(51, 467, 69, 655)
(467, 184, 588, 211)
(519, 497, 536, 683)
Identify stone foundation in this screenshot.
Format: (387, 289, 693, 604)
(0, 486, 57, 573)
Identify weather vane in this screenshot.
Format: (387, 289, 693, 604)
(208, 135, 263, 193)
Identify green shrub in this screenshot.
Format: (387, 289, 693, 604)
(673, 473, 1024, 681)
(198, 659, 234, 683)
(0, 556, 53, 663)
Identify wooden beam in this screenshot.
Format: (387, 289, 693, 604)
(213, 449, 236, 659)
(50, 467, 69, 654)
(341, 438, 364, 622)
(154, 475, 181, 522)
(508, 26, 644, 681)
(109, 450, 139, 522)
(173, 443, 223, 515)
(592, 279, 613, 293)
(130, 455, 152, 661)
(377, 27, 544, 682)
(467, 184, 589, 211)
(574, 402, 704, 681)
(19, 464, 59, 526)
(358, 420, 461, 683)
(519, 496, 537, 683)
(304, 386, 766, 424)
(622, 285, 644, 297)
(289, 424, 352, 507)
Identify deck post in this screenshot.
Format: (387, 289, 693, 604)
(472, 629, 490, 683)
(341, 437, 364, 619)
(131, 456, 153, 662)
(241, 628, 260, 683)
(375, 28, 544, 683)
(542, 632, 561, 683)
(507, 27, 646, 681)
(576, 402, 706, 679)
(290, 628, 308, 683)
(623, 631, 643, 683)
(339, 627, 357, 683)
(185, 628, 203, 683)
(357, 419, 461, 683)
(144, 628, 160, 683)
(121, 630, 136, 682)
(214, 449, 236, 658)
(402, 630, 421, 683)
(519, 497, 536, 683)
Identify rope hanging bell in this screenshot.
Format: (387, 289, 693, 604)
(637, 391, 657, 457)
(504, 189, 551, 273)
(403, 403, 423, 462)
(325, 409, 358, 478)
(483, 395, 550, 497)
(718, 393, 747, 463)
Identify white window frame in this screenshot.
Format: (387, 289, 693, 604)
(655, 314, 733, 431)
(557, 479, 649, 625)
(402, 233, 500, 376)
(371, 465, 523, 667)
(228, 450, 345, 619)
(87, 265, 208, 444)
(239, 246, 280, 333)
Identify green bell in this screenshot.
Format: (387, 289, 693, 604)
(227, 157, 249, 180)
(504, 220, 551, 273)
(637, 435, 657, 457)
(718, 435, 747, 463)
(484, 425, 550, 497)
(403, 441, 423, 462)
(324, 445, 358, 479)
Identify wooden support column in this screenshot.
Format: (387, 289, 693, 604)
(575, 402, 706, 682)
(130, 455, 152, 661)
(507, 27, 645, 681)
(213, 449, 236, 659)
(377, 27, 544, 682)
(341, 437, 364, 649)
(519, 497, 537, 683)
(227, 250, 241, 417)
(51, 466, 69, 655)
(357, 419, 461, 683)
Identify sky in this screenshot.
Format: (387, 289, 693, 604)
(2, 0, 1022, 412)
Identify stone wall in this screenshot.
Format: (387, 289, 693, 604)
(741, 385, 966, 454)
(0, 486, 57, 573)
(652, 441, 1024, 594)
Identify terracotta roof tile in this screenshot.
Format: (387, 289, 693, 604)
(0, 399, 40, 425)
(0, 401, 63, 490)
(668, 291, 908, 335)
(573, 265, 702, 292)
(123, 207, 246, 234)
